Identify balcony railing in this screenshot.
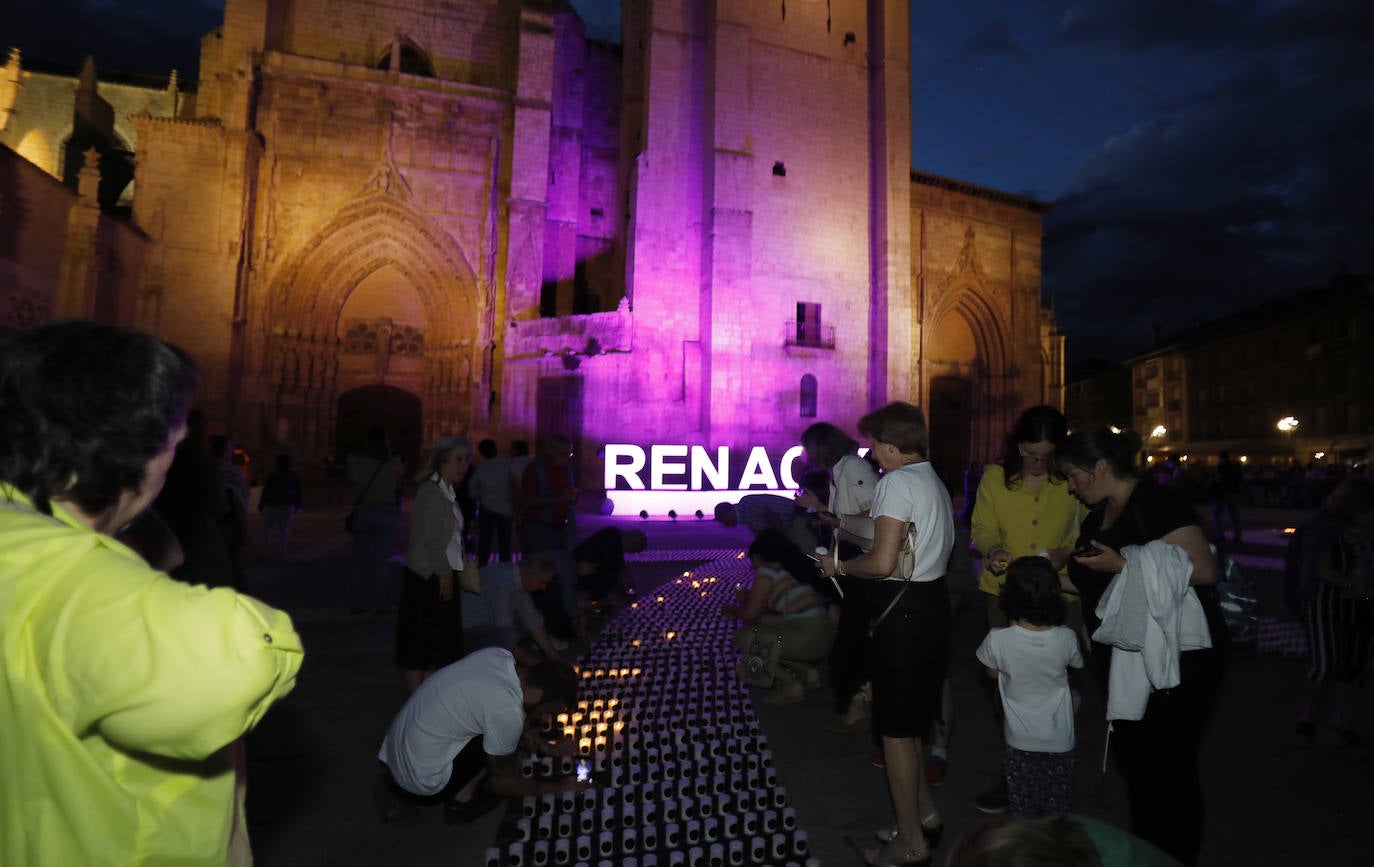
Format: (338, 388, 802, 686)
(784, 321, 836, 349)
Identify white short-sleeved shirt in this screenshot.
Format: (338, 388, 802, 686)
(976, 625, 1084, 753)
(869, 461, 955, 583)
(831, 454, 878, 517)
(378, 648, 525, 795)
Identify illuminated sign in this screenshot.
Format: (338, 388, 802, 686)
(603, 444, 807, 517)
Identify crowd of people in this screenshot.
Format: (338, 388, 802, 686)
(4, 319, 1371, 865)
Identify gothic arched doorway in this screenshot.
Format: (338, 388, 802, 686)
(928, 375, 973, 493)
(336, 385, 423, 471)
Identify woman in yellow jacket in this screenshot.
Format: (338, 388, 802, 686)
(969, 405, 1084, 814)
(0, 322, 303, 865)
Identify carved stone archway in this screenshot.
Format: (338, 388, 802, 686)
(256, 170, 487, 458)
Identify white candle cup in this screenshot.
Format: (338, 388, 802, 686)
(727, 840, 745, 867)
(532, 840, 550, 867)
(792, 830, 809, 856)
(553, 839, 571, 866)
(575, 834, 592, 862)
(708, 842, 725, 867)
(597, 830, 615, 858)
(537, 813, 553, 840)
(685, 819, 702, 845)
(508, 842, 527, 867)
(769, 832, 788, 860)
(484, 846, 502, 867)
(781, 807, 797, 830)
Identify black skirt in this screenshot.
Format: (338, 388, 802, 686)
(395, 567, 465, 671)
(868, 577, 951, 739)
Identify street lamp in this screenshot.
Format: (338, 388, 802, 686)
(1150, 424, 1167, 439)
(1277, 416, 1299, 453)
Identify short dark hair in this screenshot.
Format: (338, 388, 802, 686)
(800, 422, 860, 470)
(511, 440, 531, 458)
(478, 438, 498, 459)
(947, 815, 1103, 867)
(0, 321, 199, 516)
(747, 528, 816, 583)
(858, 402, 929, 457)
(999, 556, 1066, 626)
(526, 660, 579, 711)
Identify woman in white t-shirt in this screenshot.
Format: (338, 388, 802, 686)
(818, 402, 954, 867)
(976, 556, 1084, 819)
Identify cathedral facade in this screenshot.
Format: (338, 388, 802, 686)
(0, 0, 1062, 489)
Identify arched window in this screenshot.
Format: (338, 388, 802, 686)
(375, 40, 435, 77)
(800, 374, 818, 418)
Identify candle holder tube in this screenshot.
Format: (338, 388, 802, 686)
(508, 842, 527, 867)
(751, 788, 769, 811)
(484, 846, 502, 867)
(560, 756, 575, 776)
(781, 807, 797, 831)
(696, 795, 713, 818)
(643, 856, 657, 867)
(734, 788, 751, 812)
(620, 827, 638, 854)
(726, 840, 745, 867)
(769, 833, 788, 861)
(668, 851, 685, 867)
(759, 748, 773, 768)
(598, 806, 616, 832)
(575, 835, 593, 863)
(721, 812, 739, 839)
(521, 758, 537, 779)
(554, 839, 571, 866)
(517, 817, 533, 841)
(597, 830, 615, 858)
(741, 811, 759, 836)
(556, 812, 573, 838)
(712, 774, 729, 796)
(743, 753, 759, 772)
(662, 799, 679, 824)
(580, 788, 598, 812)
(628, 764, 643, 786)
(680, 797, 697, 821)
(693, 776, 710, 798)
(663, 822, 681, 849)
(703, 816, 720, 842)
(743, 836, 765, 864)
(619, 786, 636, 809)
(540, 756, 555, 776)
(577, 809, 595, 835)
(537, 813, 553, 840)
(541, 793, 557, 815)
(806, 858, 822, 867)
(532, 840, 550, 867)
(792, 831, 809, 856)
(560, 791, 576, 812)
(677, 779, 694, 802)
(761, 809, 778, 834)
(642, 800, 658, 825)
(708, 842, 725, 867)
(745, 769, 761, 792)
(688, 846, 705, 867)
(684, 819, 702, 846)
(764, 767, 778, 788)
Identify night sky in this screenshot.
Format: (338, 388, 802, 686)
(5, 0, 1372, 363)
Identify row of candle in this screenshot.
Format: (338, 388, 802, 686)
(484, 830, 814, 867)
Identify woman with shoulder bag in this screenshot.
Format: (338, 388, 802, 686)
(397, 435, 475, 693)
(819, 402, 955, 867)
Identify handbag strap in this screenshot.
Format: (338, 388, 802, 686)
(870, 581, 911, 633)
(350, 457, 387, 513)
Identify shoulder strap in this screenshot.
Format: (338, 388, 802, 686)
(351, 458, 387, 511)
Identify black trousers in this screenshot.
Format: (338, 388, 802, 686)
(829, 577, 875, 716)
(1108, 646, 1222, 867)
(476, 510, 514, 565)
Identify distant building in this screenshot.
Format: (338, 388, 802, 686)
(1064, 359, 1131, 432)
(1127, 276, 1373, 466)
(1, 1, 1062, 492)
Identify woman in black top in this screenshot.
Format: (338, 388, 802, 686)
(1059, 426, 1224, 867)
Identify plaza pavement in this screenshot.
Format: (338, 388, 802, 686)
(237, 486, 1373, 866)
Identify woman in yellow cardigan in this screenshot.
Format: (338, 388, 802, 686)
(969, 405, 1084, 814)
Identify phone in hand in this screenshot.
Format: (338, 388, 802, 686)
(575, 759, 591, 783)
(1072, 541, 1099, 558)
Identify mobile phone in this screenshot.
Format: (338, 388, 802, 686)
(575, 759, 591, 783)
(1072, 541, 1098, 558)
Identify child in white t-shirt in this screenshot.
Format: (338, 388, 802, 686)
(976, 556, 1085, 818)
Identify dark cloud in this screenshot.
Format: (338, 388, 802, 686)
(955, 19, 1032, 63)
(1043, 2, 1374, 362)
(2, 0, 221, 78)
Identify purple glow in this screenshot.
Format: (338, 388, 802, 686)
(605, 489, 791, 518)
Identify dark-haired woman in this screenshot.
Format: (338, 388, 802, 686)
(725, 529, 836, 704)
(0, 321, 302, 864)
(1060, 425, 1225, 867)
(969, 405, 1084, 812)
(796, 421, 881, 729)
(819, 402, 955, 867)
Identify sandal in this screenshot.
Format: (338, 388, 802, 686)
(862, 843, 931, 867)
(874, 814, 943, 850)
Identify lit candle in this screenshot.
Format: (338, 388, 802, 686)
(579, 737, 591, 756)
